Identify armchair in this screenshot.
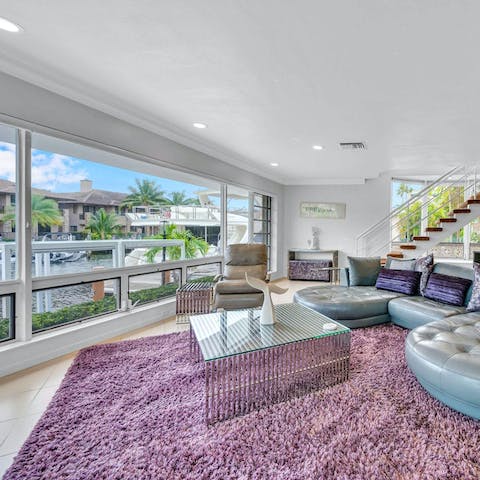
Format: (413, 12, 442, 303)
(214, 243, 269, 310)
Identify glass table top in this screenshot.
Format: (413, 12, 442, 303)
(189, 303, 350, 361)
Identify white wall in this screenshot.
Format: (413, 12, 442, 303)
(283, 177, 391, 270)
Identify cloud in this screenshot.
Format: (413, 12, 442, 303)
(0, 143, 16, 181)
(0, 144, 90, 191)
(31, 150, 89, 191)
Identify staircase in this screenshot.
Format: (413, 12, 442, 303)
(356, 166, 480, 260)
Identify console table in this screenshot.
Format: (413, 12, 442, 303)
(288, 249, 339, 282)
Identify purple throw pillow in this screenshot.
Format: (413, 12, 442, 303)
(424, 273, 472, 307)
(467, 263, 480, 311)
(375, 269, 421, 295)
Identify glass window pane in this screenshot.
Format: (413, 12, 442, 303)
(30, 132, 221, 278)
(227, 186, 249, 245)
(128, 270, 181, 306)
(0, 294, 14, 342)
(32, 279, 120, 333)
(186, 262, 221, 282)
(0, 123, 17, 281)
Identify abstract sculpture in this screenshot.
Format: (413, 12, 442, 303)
(245, 273, 289, 325)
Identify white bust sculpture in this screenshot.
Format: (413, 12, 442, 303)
(245, 273, 288, 325)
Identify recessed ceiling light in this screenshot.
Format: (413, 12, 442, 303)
(312, 145, 324, 150)
(193, 122, 207, 129)
(0, 17, 22, 33)
(270, 162, 279, 167)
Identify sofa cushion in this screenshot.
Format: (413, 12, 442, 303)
(215, 280, 261, 295)
(385, 257, 417, 270)
(405, 313, 480, 419)
(424, 273, 472, 307)
(293, 285, 403, 321)
(347, 256, 381, 286)
(376, 269, 421, 295)
(388, 296, 466, 329)
(467, 262, 480, 312)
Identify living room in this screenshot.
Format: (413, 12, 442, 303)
(0, 2, 479, 479)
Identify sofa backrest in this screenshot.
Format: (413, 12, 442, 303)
(432, 263, 474, 305)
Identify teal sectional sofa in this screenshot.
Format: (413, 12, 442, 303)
(293, 262, 480, 420)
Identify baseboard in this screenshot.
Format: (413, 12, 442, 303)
(0, 299, 176, 378)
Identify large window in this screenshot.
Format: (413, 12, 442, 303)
(0, 124, 277, 342)
(225, 186, 273, 268)
(252, 193, 272, 269)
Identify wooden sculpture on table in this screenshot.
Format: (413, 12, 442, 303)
(245, 273, 288, 325)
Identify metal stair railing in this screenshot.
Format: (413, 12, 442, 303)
(355, 165, 479, 257)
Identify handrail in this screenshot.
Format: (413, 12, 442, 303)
(370, 181, 475, 256)
(356, 165, 462, 241)
(356, 164, 479, 257)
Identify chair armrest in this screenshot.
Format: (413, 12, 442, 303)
(213, 273, 225, 283)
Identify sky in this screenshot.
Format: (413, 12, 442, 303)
(391, 180, 423, 209)
(0, 141, 206, 198)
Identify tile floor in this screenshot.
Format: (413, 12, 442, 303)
(0, 279, 319, 476)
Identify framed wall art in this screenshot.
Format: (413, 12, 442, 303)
(299, 202, 346, 219)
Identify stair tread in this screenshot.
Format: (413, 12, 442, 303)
(426, 227, 443, 232)
(412, 236, 430, 241)
(439, 218, 457, 222)
(453, 208, 471, 214)
(467, 199, 480, 204)
(400, 244, 417, 250)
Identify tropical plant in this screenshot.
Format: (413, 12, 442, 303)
(395, 199, 422, 240)
(396, 183, 414, 205)
(164, 191, 200, 206)
(121, 179, 167, 208)
(3, 194, 63, 237)
(144, 224, 209, 262)
(85, 208, 121, 240)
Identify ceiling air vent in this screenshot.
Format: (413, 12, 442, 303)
(339, 142, 367, 150)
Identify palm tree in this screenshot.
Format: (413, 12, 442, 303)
(3, 194, 63, 237)
(164, 191, 200, 206)
(121, 179, 167, 208)
(145, 224, 209, 262)
(85, 208, 121, 240)
(396, 183, 414, 205)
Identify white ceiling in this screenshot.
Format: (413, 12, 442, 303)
(0, 1, 479, 184)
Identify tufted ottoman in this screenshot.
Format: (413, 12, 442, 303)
(293, 286, 404, 328)
(405, 313, 480, 420)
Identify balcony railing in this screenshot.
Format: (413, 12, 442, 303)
(0, 237, 223, 341)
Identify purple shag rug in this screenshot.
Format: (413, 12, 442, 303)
(5, 325, 480, 480)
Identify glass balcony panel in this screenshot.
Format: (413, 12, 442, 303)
(128, 269, 181, 306)
(32, 280, 119, 333)
(0, 294, 14, 342)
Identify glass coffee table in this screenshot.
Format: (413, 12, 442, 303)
(189, 303, 350, 424)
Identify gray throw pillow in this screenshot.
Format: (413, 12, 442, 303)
(467, 262, 480, 311)
(385, 257, 416, 270)
(347, 256, 381, 286)
(414, 254, 434, 296)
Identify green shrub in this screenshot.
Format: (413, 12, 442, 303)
(129, 282, 178, 305)
(188, 275, 215, 283)
(32, 296, 117, 332)
(0, 318, 11, 340)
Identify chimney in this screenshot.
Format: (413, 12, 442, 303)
(80, 179, 92, 192)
